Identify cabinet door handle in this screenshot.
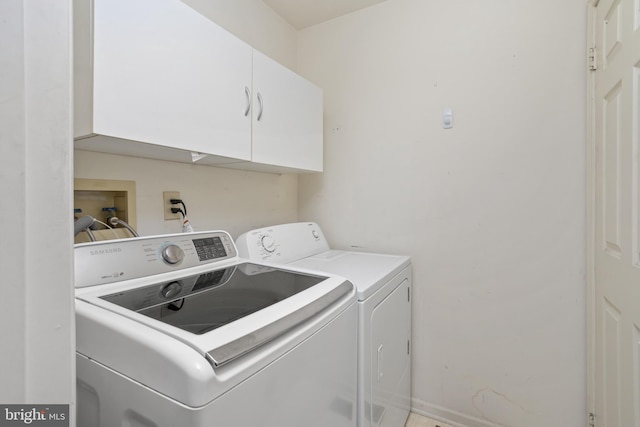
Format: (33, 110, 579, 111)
(244, 86, 251, 117)
(256, 92, 264, 121)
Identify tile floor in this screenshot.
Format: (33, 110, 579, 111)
(405, 412, 456, 427)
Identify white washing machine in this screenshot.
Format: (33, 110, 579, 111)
(75, 230, 358, 427)
(236, 222, 412, 427)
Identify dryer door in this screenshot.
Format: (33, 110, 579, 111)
(369, 270, 411, 427)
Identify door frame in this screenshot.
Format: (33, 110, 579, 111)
(586, 0, 598, 421)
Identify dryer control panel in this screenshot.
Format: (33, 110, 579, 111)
(75, 230, 237, 288)
(235, 222, 330, 263)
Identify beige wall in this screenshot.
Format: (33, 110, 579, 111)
(74, 151, 298, 238)
(75, 0, 300, 239)
(296, 1, 587, 426)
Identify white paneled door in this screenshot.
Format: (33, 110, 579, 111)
(591, 0, 640, 425)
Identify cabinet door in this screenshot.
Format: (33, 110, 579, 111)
(91, 0, 252, 161)
(252, 51, 323, 172)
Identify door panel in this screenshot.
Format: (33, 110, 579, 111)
(592, 0, 640, 425)
(603, 81, 622, 256)
(634, 63, 640, 266)
(602, 298, 621, 426)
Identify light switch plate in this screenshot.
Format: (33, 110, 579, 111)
(443, 107, 453, 129)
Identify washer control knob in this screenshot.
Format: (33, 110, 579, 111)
(161, 244, 184, 265)
(312, 230, 320, 239)
(161, 281, 183, 299)
(261, 235, 276, 253)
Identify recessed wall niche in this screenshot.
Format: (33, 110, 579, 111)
(74, 178, 137, 243)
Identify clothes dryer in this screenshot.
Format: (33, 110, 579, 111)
(236, 222, 411, 427)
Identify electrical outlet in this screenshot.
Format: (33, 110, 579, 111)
(163, 191, 181, 220)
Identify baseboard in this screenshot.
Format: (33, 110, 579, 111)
(410, 398, 502, 427)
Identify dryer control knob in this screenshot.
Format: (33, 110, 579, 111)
(161, 244, 184, 265)
(261, 235, 276, 253)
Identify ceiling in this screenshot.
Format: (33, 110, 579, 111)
(262, 0, 388, 30)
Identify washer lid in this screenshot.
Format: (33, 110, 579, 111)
(289, 250, 410, 301)
(78, 262, 354, 367)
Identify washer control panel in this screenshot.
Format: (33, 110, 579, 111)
(235, 222, 330, 263)
(75, 230, 237, 288)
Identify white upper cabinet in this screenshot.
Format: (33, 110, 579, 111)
(251, 51, 323, 173)
(74, 0, 323, 173)
(75, 0, 252, 164)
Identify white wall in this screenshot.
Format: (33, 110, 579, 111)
(76, 0, 300, 239)
(0, 0, 75, 418)
(297, 1, 587, 426)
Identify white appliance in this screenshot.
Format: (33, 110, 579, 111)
(75, 230, 358, 427)
(236, 222, 412, 427)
